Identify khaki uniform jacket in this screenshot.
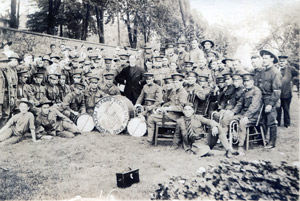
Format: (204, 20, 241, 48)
(225, 86, 245, 110)
(136, 83, 163, 107)
(232, 86, 262, 123)
(258, 65, 282, 106)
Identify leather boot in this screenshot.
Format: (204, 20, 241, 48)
(265, 126, 277, 149)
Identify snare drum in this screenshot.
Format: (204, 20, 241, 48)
(76, 113, 95, 132)
(127, 117, 147, 137)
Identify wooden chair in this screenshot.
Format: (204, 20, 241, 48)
(245, 106, 266, 150)
(154, 121, 177, 146)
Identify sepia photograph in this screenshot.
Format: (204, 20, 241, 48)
(0, 0, 299, 200)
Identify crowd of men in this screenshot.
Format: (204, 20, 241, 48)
(0, 38, 298, 158)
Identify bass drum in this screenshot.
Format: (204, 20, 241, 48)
(76, 113, 95, 132)
(93, 95, 135, 134)
(127, 117, 147, 137)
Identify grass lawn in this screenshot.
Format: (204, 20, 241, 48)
(0, 93, 299, 200)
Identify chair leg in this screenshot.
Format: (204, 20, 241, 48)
(154, 124, 158, 146)
(246, 127, 250, 151)
(260, 125, 266, 147)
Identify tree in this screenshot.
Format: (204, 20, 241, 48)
(9, 0, 19, 29)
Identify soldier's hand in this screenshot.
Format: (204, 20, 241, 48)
(73, 111, 79, 116)
(240, 116, 249, 125)
(265, 105, 272, 113)
(212, 126, 219, 136)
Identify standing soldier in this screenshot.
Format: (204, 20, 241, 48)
(166, 44, 178, 64)
(259, 50, 282, 149)
(201, 39, 219, 59)
(177, 41, 189, 72)
(276, 55, 298, 128)
(101, 73, 121, 96)
(189, 39, 205, 66)
(0, 53, 19, 126)
(142, 45, 153, 64)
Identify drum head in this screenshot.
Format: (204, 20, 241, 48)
(76, 114, 95, 132)
(127, 117, 147, 137)
(93, 96, 134, 134)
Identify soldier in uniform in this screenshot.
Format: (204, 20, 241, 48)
(59, 82, 86, 122)
(222, 58, 234, 73)
(142, 45, 153, 64)
(45, 73, 61, 104)
(276, 55, 298, 128)
(201, 39, 219, 59)
(147, 73, 188, 145)
(189, 39, 205, 66)
(35, 97, 81, 138)
(258, 50, 282, 149)
(177, 41, 189, 71)
(0, 98, 36, 145)
(70, 70, 83, 91)
(218, 72, 236, 110)
(172, 103, 232, 158)
(0, 53, 19, 126)
(16, 69, 30, 100)
(101, 73, 121, 96)
(58, 73, 71, 102)
(85, 76, 106, 115)
(136, 73, 163, 111)
(166, 44, 178, 64)
(231, 73, 262, 155)
(100, 58, 117, 84)
(162, 77, 174, 104)
(25, 72, 46, 109)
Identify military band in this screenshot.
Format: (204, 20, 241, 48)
(0, 39, 298, 159)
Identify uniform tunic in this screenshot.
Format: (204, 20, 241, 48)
(6, 112, 35, 136)
(136, 83, 163, 107)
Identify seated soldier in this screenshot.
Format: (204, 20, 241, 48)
(101, 73, 121, 95)
(172, 103, 233, 158)
(195, 74, 212, 115)
(213, 73, 245, 129)
(147, 73, 188, 145)
(59, 82, 86, 122)
(70, 70, 83, 91)
(231, 73, 262, 155)
(85, 75, 106, 115)
(45, 73, 61, 104)
(162, 77, 174, 103)
(0, 98, 36, 145)
(26, 72, 46, 107)
(58, 73, 71, 102)
(136, 73, 162, 110)
(35, 97, 81, 138)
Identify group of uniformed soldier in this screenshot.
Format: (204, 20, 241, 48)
(0, 39, 298, 158)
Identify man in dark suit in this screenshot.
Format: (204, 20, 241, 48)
(115, 54, 145, 104)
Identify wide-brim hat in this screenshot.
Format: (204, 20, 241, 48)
(201, 40, 215, 48)
(17, 98, 33, 108)
(42, 55, 53, 64)
(36, 97, 53, 107)
(221, 58, 233, 64)
(8, 53, 20, 61)
(259, 49, 278, 64)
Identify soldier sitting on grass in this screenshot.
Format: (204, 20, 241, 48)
(0, 98, 36, 145)
(172, 103, 233, 158)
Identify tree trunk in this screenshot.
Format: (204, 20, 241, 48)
(47, 0, 55, 34)
(81, 3, 90, 40)
(95, 6, 105, 43)
(126, 11, 133, 48)
(10, 0, 17, 28)
(132, 15, 138, 48)
(16, 0, 20, 28)
(117, 12, 120, 46)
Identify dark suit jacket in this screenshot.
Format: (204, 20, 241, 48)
(115, 65, 145, 104)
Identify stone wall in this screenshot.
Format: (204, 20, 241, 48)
(0, 26, 132, 58)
